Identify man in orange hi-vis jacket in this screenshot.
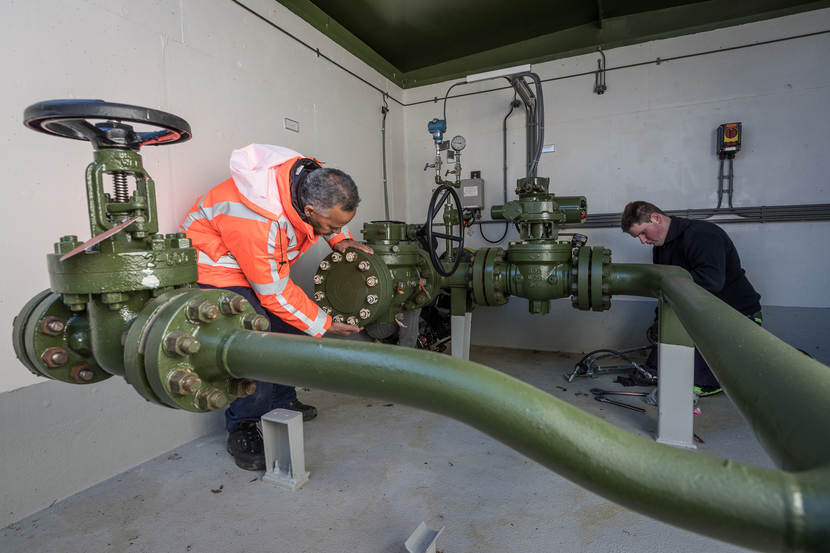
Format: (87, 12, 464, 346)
(181, 144, 373, 470)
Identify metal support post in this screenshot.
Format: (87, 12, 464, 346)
(656, 299, 696, 449)
(450, 313, 472, 360)
(260, 408, 310, 490)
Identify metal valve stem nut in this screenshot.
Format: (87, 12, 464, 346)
(194, 387, 228, 410)
(346, 316, 359, 326)
(41, 347, 68, 368)
(229, 379, 257, 397)
(220, 295, 249, 315)
(164, 332, 201, 356)
(331, 252, 343, 263)
(319, 260, 331, 270)
(242, 313, 270, 331)
(366, 276, 378, 287)
(366, 294, 378, 304)
(345, 251, 357, 262)
(314, 291, 325, 301)
(359, 309, 371, 320)
(167, 369, 202, 395)
(313, 274, 325, 284)
(39, 316, 66, 336)
(357, 260, 370, 271)
(188, 299, 219, 323)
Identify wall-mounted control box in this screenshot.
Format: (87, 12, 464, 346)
(459, 175, 484, 210)
(717, 122, 741, 156)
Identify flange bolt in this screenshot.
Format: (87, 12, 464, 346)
(314, 291, 325, 301)
(359, 308, 371, 320)
(75, 367, 95, 383)
(229, 379, 257, 397)
(188, 299, 219, 323)
(346, 316, 359, 326)
(164, 332, 201, 356)
(167, 369, 202, 395)
(366, 294, 378, 304)
(41, 347, 68, 368)
(331, 252, 343, 263)
(242, 313, 270, 331)
(357, 260, 370, 271)
(345, 251, 357, 262)
(194, 387, 228, 410)
(40, 316, 66, 336)
(313, 274, 325, 284)
(220, 295, 249, 315)
(319, 260, 330, 270)
(366, 276, 378, 287)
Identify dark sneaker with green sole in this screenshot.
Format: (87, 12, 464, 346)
(694, 385, 723, 397)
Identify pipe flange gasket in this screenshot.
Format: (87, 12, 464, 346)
(577, 246, 591, 310)
(591, 246, 605, 311)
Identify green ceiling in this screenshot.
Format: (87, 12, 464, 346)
(275, 0, 830, 88)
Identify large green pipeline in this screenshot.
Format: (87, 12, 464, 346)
(205, 282, 829, 552)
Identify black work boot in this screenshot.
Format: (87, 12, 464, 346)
(284, 399, 318, 421)
(226, 422, 265, 471)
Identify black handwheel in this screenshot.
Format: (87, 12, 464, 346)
(425, 184, 465, 277)
(23, 99, 191, 150)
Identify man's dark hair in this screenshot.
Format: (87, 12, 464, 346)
(620, 201, 667, 231)
(298, 168, 360, 212)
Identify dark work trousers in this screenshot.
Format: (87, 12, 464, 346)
(694, 310, 763, 388)
(198, 284, 301, 432)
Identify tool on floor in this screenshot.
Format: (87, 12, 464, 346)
(566, 346, 656, 383)
(590, 388, 649, 413)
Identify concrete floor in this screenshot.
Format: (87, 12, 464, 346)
(1, 346, 773, 553)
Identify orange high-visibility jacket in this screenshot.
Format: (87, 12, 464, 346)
(180, 144, 352, 337)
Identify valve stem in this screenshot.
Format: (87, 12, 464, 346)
(112, 171, 129, 202)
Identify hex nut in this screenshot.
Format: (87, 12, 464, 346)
(242, 313, 270, 331)
(164, 332, 201, 356)
(333, 314, 344, 323)
(39, 316, 66, 336)
(346, 316, 359, 326)
(331, 252, 343, 263)
(71, 365, 95, 383)
(366, 276, 378, 287)
(41, 347, 68, 368)
(220, 295, 249, 315)
(167, 369, 202, 395)
(194, 387, 228, 410)
(314, 291, 325, 301)
(345, 251, 357, 262)
(313, 274, 324, 284)
(319, 260, 330, 270)
(229, 379, 257, 397)
(188, 299, 219, 323)
(359, 308, 371, 320)
(357, 260, 370, 271)
(366, 294, 378, 304)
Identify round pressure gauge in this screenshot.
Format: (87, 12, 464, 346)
(450, 135, 466, 152)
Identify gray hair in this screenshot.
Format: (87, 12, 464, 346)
(298, 168, 360, 213)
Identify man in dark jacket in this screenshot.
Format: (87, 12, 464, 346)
(621, 201, 763, 395)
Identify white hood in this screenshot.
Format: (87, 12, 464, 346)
(229, 144, 303, 216)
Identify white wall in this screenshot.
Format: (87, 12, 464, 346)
(0, 0, 404, 395)
(402, 9, 830, 353)
(0, 0, 403, 526)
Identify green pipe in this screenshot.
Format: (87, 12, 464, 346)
(608, 263, 830, 471)
(209, 326, 829, 551)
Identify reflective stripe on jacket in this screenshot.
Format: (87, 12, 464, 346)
(180, 144, 352, 337)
